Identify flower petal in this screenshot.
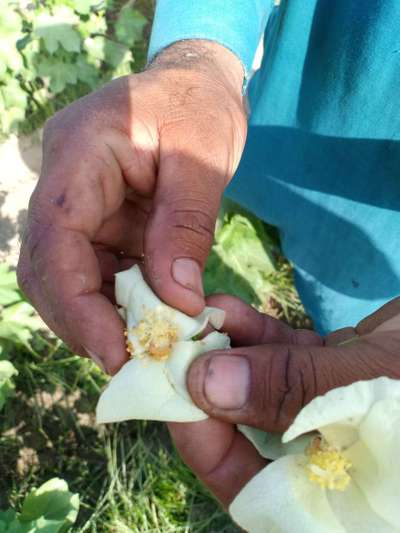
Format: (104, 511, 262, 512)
(326, 480, 396, 533)
(116, 266, 225, 356)
(165, 331, 230, 402)
(283, 378, 400, 446)
(347, 395, 400, 528)
(96, 357, 206, 424)
(238, 425, 311, 460)
(115, 265, 158, 311)
(229, 455, 345, 533)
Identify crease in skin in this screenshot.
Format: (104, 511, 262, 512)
(338, 335, 360, 346)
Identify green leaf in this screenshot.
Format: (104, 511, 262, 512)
(20, 478, 79, 532)
(84, 35, 132, 68)
(0, 301, 42, 346)
(70, 0, 100, 15)
(0, 6, 23, 77)
(0, 264, 20, 306)
(104, 40, 132, 68)
(33, 7, 81, 54)
(83, 35, 105, 64)
(204, 210, 277, 305)
(0, 79, 27, 133)
(78, 11, 106, 37)
(75, 56, 99, 88)
(0, 360, 18, 411)
(115, 7, 147, 47)
(37, 57, 78, 94)
(0, 508, 26, 533)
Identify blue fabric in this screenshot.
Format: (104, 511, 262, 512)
(148, 0, 273, 77)
(149, 0, 400, 334)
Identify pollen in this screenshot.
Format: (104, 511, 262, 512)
(132, 308, 179, 361)
(305, 436, 352, 491)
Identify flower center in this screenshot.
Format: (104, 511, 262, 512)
(131, 309, 179, 360)
(305, 436, 352, 491)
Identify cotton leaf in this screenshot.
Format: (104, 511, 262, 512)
(37, 58, 78, 94)
(20, 478, 79, 531)
(33, 7, 81, 54)
(104, 40, 132, 68)
(115, 7, 147, 47)
(204, 210, 277, 305)
(0, 78, 28, 133)
(0, 265, 20, 307)
(75, 56, 99, 88)
(0, 6, 23, 76)
(70, 0, 100, 15)
(0, 361, 18, 411)
(0, 302, 42, 346)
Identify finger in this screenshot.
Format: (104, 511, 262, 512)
(187, 335, 400, 432)
(324, 327, 357, 346)
(144, 147, 227, 316)
(168, 419, 266, 508)
(17, 115, 148, 374)
(18, 220, 127, 375)
(357, 297, 400, 334)
(94, 247, 121, 282)
(94, 200, 148, 257)
(206, 294, 322, 346)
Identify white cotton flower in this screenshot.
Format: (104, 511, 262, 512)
(231, 378, 400, 533)
(96, 265, 230, 423)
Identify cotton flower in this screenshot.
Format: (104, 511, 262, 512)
(231, 378, 400, 533)
(96, 265, 230, 423)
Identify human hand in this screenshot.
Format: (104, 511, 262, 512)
(17, 41, 246, 374)
(169, 295, 400, 507)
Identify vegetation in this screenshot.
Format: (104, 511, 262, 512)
(0, 0, 151, 138)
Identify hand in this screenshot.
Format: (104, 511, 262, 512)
(169, 295, 400, 507)
(17, 41, 246, 374)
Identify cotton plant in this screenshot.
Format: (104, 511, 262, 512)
(96, 265, 230, 423)
(230, 377, 400, 533)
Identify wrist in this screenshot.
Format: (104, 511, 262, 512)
(148, 39, 245, 98)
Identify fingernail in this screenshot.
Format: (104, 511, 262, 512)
(172, 258, 204, 297)
(204, 355, 250, 409)
(85, 347, 106, 372)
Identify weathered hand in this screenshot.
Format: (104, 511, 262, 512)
(169, 295, 400, 507)
(17, 41, 246, 374)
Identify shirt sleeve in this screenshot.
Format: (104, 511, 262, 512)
(148, 0, 273, 78)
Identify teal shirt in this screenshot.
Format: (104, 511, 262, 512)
(149, 0, 400, 333)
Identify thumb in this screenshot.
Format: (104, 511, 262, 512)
(144, 150, 225, 314)
(186, 335, 400, 433)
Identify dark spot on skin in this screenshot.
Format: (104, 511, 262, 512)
(352, 279, 360, 288)
(55, 192, 66, 207)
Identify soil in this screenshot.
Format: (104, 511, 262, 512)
(0, 131, 42, 266)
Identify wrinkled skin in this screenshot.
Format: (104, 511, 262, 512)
(17, 41, 246, 374)
(173, 294, 400, 508)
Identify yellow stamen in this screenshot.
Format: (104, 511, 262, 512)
(305, 436, 352, 491)
(131, 308, 179, 360)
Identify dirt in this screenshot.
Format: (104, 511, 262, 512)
(0, 131, 42, 267)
